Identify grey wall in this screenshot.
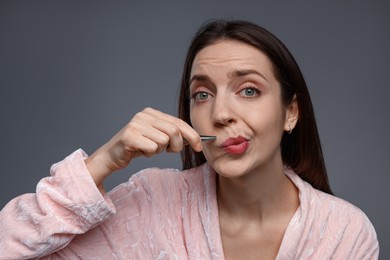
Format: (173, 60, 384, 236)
(1, 1, 389, 258)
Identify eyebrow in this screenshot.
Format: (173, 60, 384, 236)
(189, 69, 268, 85)
(228, 69, 268, 81)
(189, 74, 212, 86)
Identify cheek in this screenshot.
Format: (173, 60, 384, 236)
(249, 102, 286, 134)
(189, 108, 203, 132)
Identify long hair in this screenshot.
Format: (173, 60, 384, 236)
(178, 19, 332, 194)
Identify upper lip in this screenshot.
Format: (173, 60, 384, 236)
(221, 136, 249, 147)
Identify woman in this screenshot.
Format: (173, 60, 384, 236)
(0, 20, 379, 259)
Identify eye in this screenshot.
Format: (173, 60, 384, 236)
(239, 87, 260, 97)
(192, 91, 210, 101)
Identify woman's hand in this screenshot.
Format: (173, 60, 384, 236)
(85, 107, 202, 193)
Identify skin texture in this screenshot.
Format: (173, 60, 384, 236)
(86, 39, 300, 258)
(189, 40, 300, 259)
(85, 108, 202, 193)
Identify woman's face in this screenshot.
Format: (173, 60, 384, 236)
(189, 39, 297, 178)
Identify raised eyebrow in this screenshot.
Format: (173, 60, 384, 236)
(228, 69, 268, 81)
(187, 74, 213, 99)
(189, 74, 213, 85)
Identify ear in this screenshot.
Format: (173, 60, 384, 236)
(284, 95, 299, 133)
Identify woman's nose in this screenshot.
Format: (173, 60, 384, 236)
(211, 94, 236, 127)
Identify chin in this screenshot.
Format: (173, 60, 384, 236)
(209, 159, 252, 179)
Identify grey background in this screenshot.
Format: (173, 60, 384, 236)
(1, 1, 389, 258)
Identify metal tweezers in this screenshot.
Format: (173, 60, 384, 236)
(184, 135, 216, 145)
(199, 135, 217, 141)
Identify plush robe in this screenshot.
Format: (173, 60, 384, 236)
(0, 149, 379, 259)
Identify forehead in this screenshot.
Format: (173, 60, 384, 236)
(190, 40, 274, 78)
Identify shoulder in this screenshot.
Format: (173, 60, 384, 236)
(107, 165, 208, 203)
(287, 170, 379, 258)
(130, 164, 208, 191)
(286, 168, 372, 223)
(303, 178, 374, 229)
(312, 187, 377, 237)
(311, 188, 379, 258)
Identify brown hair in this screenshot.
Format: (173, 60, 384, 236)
(178, 19, 332, 194)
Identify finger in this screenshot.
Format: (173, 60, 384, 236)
(128, 111, 173, 151)
(151, 115, 202, 152)
(150, 119, 184, 153)
(126, 125, 171, 154)
(122, 132, 161, 158)
(144, 108, 202, 152)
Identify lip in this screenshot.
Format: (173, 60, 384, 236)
(221, 136, 250, 155)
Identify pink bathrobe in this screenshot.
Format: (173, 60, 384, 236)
(0, 150, 379, 259)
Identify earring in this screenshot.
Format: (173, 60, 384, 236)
(288, 125, 293, 134)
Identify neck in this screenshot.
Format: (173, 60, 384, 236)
(217, 162, 298, 222)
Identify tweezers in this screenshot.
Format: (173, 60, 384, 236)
(184, 135, 216, 145)
(199, 135, 217, 141)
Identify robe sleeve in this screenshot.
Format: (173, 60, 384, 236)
(348, 212, 379, 259)
(335, 208, 380, 259)
(0, 149, 116, 260)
